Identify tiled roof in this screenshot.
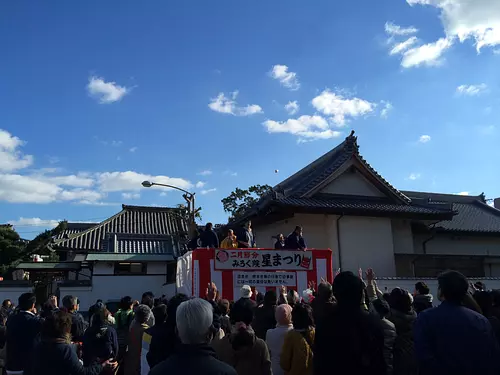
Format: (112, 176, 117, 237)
(274, 196, 453, 218)
(102, 234, 178, 254)
(53, 223, 98, 240)
(402, 191, 500, 233)
(275, 131, 410, 203)
(53, 205, 189, 254)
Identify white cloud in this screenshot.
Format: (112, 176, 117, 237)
(97, 171, 192, 192)
(197, 170, 212, 176)
(59, 189, 103, 202)
(269, 65, 300, 91)
(407, 0, 500, 52)
(311, 90, 376, 126)
(8, 217, 60, 228)
(223, 170, 238, 177)
(285, 101, 300, 115)
(208, 91, 263, 116)
(456, 84, 488, 96)
(408, 173, 421, 180)
(380, 102, 393, 118)
(0, 129, 34, 172)
(401, 37, 453, 68)
(195, 181, 206, 188)
(458, 191, 469, 196)
(419, 135, 431, 143)
(201, 188, 217, 195)
(385, 22, 419, 36)
(390, 36, 419, 55)
(40, 174, 94, 188)
(87, 76, 130, 104)
(129, 147, 138, 153)
(122, 192, 140, 200)
(263, 115, 342, 141)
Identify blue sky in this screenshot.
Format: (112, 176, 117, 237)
(2, 0, 500, 238)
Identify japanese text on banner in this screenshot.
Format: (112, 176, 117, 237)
(215, 249, 313, 271)
(234, 272, 296, 287)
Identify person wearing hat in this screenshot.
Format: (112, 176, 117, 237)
(231, 285, 257, 322)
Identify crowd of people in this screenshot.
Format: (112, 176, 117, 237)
(0, 269, 499, 375)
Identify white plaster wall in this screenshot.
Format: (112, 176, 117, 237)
(71, 275, 166, 311)
(339, 216, 396, 276)
(419, 234, 500, 256)
(0, 286, 33, 304)
(319, 171, 385, 197)
(59, 286, 93, 311)
(392, 219, 415, 254)
(254, 213, 337, 251)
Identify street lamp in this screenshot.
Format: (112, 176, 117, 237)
(141, 181, 197, 237)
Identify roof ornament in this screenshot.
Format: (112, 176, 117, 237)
(479, 192, 486, 203)
(344, 129, 358, 151)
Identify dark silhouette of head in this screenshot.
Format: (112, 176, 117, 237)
(438, 270, 469, 303)
(333, 271, 363, 308)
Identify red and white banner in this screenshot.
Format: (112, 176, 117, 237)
(177, 248, 333, 301)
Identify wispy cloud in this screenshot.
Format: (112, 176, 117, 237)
(122, 192, 140, 200)
(407, 173, 421, 181)
(401, 38, 453, 68)
(380, 102, 393, 118)
(418, 135, 431, 143)
(456, 84, 488, 96)
(197, 170, 212, 176)
(195, 181, 206, 188)
(223, 170, 238, 177)
(129, 147, 138, 153)
(8, 217, 60, 228)
(263, 115, 341, 141)
(208, 91, 263, 116)
(87, 76, 130, 104)
(390, 36, 418, 55)
(385, 22, 419, 36)
(285, 101, 300, 115)
(201, 188, 217, 195)
(269, 65, 300, 91)
(458, 191, 469, 196)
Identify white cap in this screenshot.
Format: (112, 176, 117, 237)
(240, 285, 252, 299)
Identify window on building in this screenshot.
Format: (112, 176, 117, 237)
(166, 261, 176, 284)
(114, 262, 147, 275)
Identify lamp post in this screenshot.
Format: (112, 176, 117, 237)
(141, 181, 197, 237)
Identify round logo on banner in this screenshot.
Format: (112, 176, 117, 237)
(216, 250, 229, 263)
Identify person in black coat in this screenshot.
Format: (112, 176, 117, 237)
(5, 293, 42, 375)
(82, 304, 119, 366)
(415, 271, 500, 375)
(32, 310, 116, 375)
(199, 223, 220, 248)
(274, 234, 286, 250)
(150, 298, 236, 375)
(147, 294, 189, 369)
(314, 272, 386, 375)
(285, 226, 306, 250)
(253, 290, 277, 340)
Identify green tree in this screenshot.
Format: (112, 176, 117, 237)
(175, 203, 203, 221)
(221, 184, 273, 221)
(0, 225, 25, 275)
(0, 221, 68, 278)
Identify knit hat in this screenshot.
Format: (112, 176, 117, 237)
(240, 285, 252, 299)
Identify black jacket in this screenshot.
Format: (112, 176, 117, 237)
(413, 294, 433, 315)
(253, 304, 276, 340)
(32, 340, 102, 375)
(70, 311, 88, 342)
(147, 318, 180, 369)
(388, 309, 418, 375)
(199, 229, 220, 248)
(314, 305, 386, 375)
(149, 344, 237, 375)
(379, 318, 397, 375)
(5, 310, 42, 374)
(82, 324, 119, 365)
(285, 232, 306, 250)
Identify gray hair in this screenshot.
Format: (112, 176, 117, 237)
(176, 298, 213, 345)
(134, 304, 151, 324)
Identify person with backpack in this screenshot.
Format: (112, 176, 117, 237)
(280, 303, 315, 375)
(115, 296, 135, 360)
(82, 303, 119, 366)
